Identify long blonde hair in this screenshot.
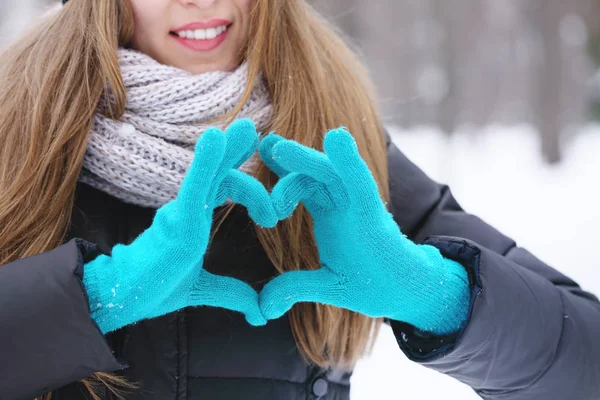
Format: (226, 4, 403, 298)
(0, 0, 389, 398)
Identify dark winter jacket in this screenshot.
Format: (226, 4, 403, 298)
(1, 131, 599, 400)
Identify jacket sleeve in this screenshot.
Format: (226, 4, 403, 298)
(0, 238, 126, 399)
(383, 130, 600, 399)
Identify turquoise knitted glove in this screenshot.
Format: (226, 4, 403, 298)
(83, 119, 277, 334)
(258, 128, 470, 335)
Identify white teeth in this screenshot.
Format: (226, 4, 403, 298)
(206, 28, 217, 39)
(194, 30, 206, 40)
(176, 25, 229, 40)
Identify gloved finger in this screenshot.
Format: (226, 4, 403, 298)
(271, 140, 349, 206)
(271, 173, 334, 219)
(191, 270, 267, 326)
(324, 128, 385, 219)
(258, 133, 290, 178)
(177, 128, 226, 209)
(216, 170, 278, 228)
(219, 119, 260, 173)
(259, 268, 345, 320)
(271, 140, 340, 185)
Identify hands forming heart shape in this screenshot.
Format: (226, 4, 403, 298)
(84, 119, 470, 336)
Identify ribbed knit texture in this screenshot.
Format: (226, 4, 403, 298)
(258, 128, 470, 335)
(80, 48, 273, 208)
(83, 120, 278, 334)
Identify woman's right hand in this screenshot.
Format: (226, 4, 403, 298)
(82, 119, 277, 334)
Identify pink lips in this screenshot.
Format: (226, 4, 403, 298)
(172, 19, 232, 31)
(170, 19, 232, 52)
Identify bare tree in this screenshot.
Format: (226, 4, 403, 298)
(525, 0, 564, 163)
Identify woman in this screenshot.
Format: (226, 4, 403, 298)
(0, 0, 598, 399)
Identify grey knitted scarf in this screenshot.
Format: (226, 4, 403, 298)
(79, 48, 273, 208)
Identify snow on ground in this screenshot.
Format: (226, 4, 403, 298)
(350, 124, 600, 399)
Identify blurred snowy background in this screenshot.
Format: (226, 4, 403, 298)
(1, 1, 599, 399)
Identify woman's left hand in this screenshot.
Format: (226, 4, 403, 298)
(258, 128, 471, 335)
